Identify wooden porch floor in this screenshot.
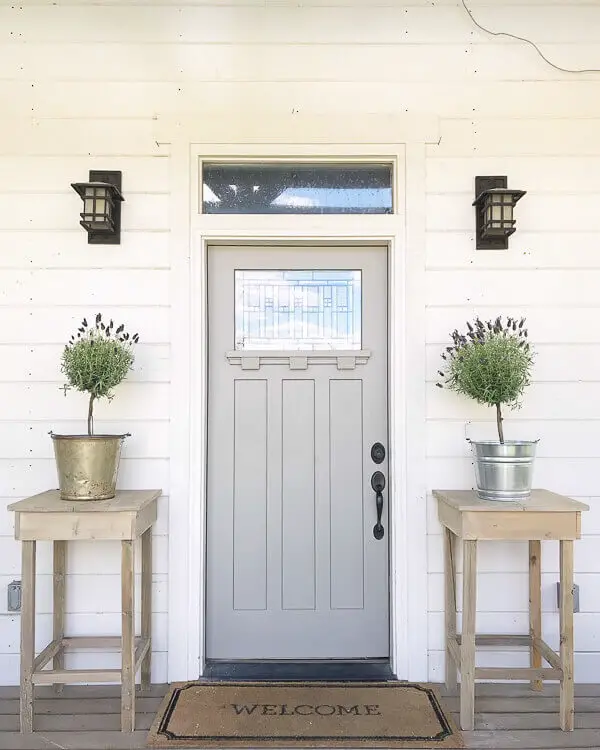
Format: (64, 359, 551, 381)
(0, 683, 599, 749)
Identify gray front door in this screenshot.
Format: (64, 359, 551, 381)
(206, 244, 389, 659)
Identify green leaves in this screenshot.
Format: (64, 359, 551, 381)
(60, 313, 138, 403)
(438, 315, 534, 411)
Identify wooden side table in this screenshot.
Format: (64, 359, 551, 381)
(433, 489, 588, 732)
(8, 488, 161, 733)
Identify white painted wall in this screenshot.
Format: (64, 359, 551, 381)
(1, 0, 600, 684)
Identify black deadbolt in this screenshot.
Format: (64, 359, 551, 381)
(371, 442, 386, 464)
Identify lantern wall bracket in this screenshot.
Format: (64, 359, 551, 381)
(71, 170, 124, 245)
(473, 175, 525, 250)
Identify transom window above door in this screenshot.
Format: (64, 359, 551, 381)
(202, 162, 393, 214)
(235, 270, 362, 351)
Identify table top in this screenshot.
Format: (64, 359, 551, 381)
(8, 489, 161, 514)
(433, 489, 589, 513)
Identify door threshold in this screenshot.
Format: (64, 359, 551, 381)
(203, 659, 394, 681)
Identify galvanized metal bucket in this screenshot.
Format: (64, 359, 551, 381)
(51, 434, 129, 501)
(469, 440, 538, 502)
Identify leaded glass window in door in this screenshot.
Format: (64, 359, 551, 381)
(235, 270, 362, 351)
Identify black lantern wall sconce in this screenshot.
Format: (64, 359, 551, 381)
(71, 170, 124, 244)
(473, 176, 526, 250)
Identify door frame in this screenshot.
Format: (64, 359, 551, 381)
(202, 236, 395, 673)
(164, 131, 432, 684)
(205, 241, 391, 669)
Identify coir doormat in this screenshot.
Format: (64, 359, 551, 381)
(147, 681, 464, 748)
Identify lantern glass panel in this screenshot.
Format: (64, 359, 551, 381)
(80, 185, 115, 231)
(482, 192, 515, 236)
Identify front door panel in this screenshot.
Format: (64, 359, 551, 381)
(206, 245, 389, 659)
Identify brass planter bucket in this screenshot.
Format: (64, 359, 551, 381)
(51, 434, 129, 501)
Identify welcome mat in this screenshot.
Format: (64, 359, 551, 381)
(147, 682, 464, 748)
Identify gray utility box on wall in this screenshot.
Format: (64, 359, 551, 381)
(7, 580, 21, 612)
(556, 582, 580, 613)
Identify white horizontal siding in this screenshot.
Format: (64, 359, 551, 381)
(1, 0, 599, 686)
(0, 344, 170, 382)
(428, 383, 600, 421)
(426, 233, 600, 270)
(427, 422, 600, 459)
(0, 612, 168, 654)
(427, 535, 600, 576)
(427, 156, 600, 194)
(0, 308, 169, 344)
(427, 269, 600, 306)
(428, 572, 600, 614)
(1, 0, 173, 682)
(8, 81, 600, 119)
(0, 42, 598, 84)
(0, 156, 169, 193)
(0, 574, 168, 616)
(5, 0, 598, 6)
(428, 194, 600, 233)
(429, 119, 600, 157)
(427, 307, 600, 344)
(419, 0, 600, 680)
(0, 120, 165, 157)
(0, 233, 170, 270)
(0, 270, 168, 305)
(428, 611, 600, 652)
(0, 194, 168, 231)
(0, 384, 169, 421)
(0, 535, 169, 577)
(2, 5, 600, 45)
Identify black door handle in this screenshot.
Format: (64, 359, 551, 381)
(371, 471, 385, 540)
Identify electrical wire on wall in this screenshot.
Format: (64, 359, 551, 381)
(461, 0, 600, 74)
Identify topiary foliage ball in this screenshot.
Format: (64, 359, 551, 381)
(437, 316, 534, 443)
(61, 313, 139, 434)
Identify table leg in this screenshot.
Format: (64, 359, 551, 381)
(460, 540, 477, 731)
(141, 528, 152, 691)
(444, 528, 458, 692)
(559, 540, 574, 731)
(53, 541, 66, 694)
(20, 541, 36, 733)
(528, 540, 542, 691)
(121, 540, 136, 732)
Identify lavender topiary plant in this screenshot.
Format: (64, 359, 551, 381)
(437, 316, 534, 444)
(61, 313, 139, 435)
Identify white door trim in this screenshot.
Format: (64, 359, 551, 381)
(166, 139, 429, 683)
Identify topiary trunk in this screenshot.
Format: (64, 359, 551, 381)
(87, 394, 95, 436)
(496, 402, 504, 444)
